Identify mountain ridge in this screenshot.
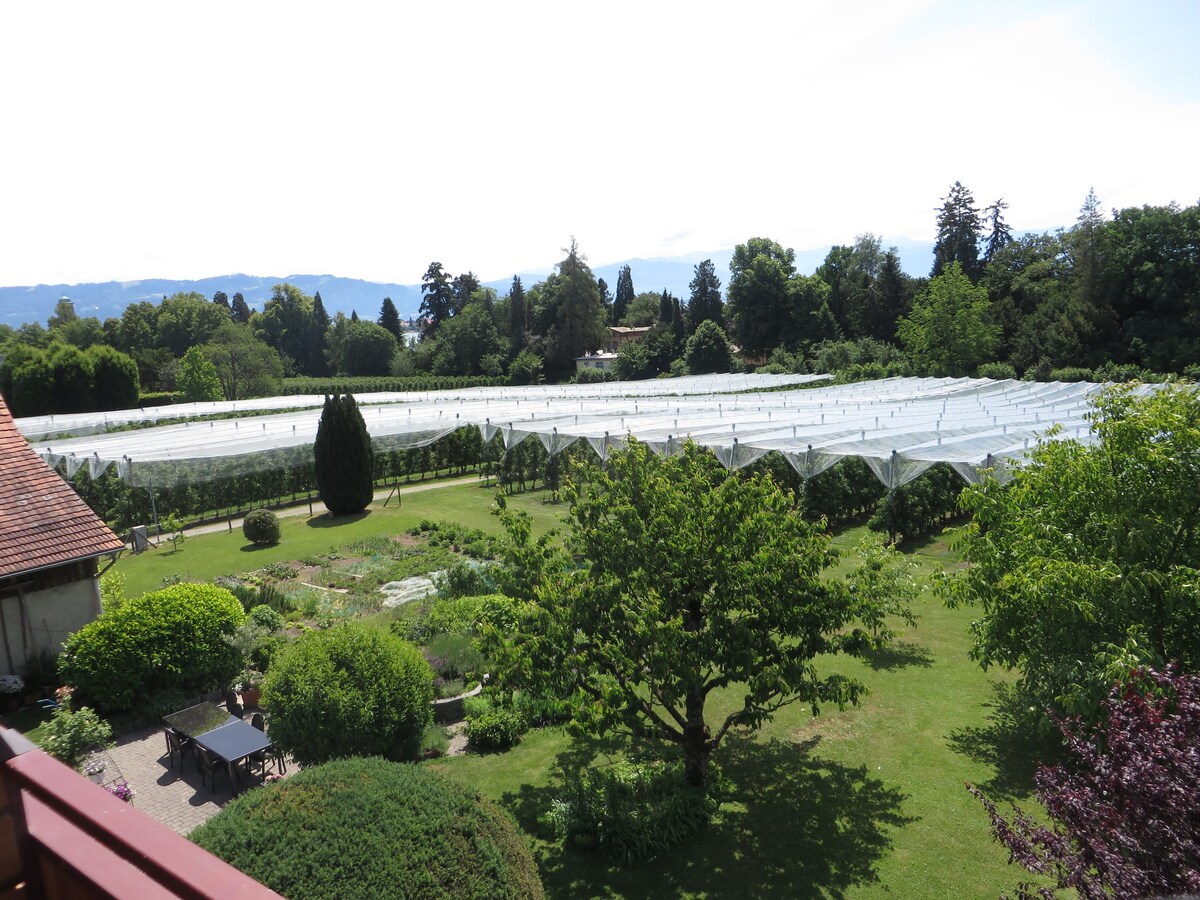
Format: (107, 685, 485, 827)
(0, 240, 936, 327)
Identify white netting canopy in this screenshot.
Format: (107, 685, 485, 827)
(21, 374, 1159, 489)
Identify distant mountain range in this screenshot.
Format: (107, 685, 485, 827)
(0, 240, 937, 328)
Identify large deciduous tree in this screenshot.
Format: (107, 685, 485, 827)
(896, 262, 998, 376)
(727, 237, 801, 357)
(486, 440, 867, 789)
(313, 393, 374, 515)
(202, 322, 283, 400)
(176, 347, 223, 402)
(943, 385, 1200, 722)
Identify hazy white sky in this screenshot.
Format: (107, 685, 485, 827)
(1, 0, 1197, 288)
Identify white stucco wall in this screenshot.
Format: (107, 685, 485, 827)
(0, 578, 101, 675)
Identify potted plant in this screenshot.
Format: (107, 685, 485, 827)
(105, 782, 135, 803)
(83, 758, 107, 784)
(0, 674, 24, 713)
(237, 670, 265, 708)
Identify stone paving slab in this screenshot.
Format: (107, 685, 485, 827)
(101, 720, 292, 835)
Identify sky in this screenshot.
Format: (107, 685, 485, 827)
(1, 0, 1197, 289)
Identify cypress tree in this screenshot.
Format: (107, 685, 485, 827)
(313, 394, 374, 515)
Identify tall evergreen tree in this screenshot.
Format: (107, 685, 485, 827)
(671, 296, 686, 346)
(658, 290, 674, 324)
(313, 394, 374, 515)
(213, 291, 230, 310)
(312, 292, 330, 330)
(544, 238, 607, 376)
(350, 310, 359, 322)
(932, 181, 984, 282)
(597, 277, 612, 322)
(687, 259, 723, 334)
(613, 264, 635, 325)
(507, 276, 527, 352)
(419, 262, 454, 337)
(230, 293, 252, 324)
(873, 249, 911, 343)
(378, 297, 402, 340)
(983, 198, 1014, 262)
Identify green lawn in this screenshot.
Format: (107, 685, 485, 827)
(432, 526, 1045, 899)
(116, 480, 563, 599)
(113, 489, 1043, 897)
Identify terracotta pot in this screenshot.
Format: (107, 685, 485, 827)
(241, 687, 262, 708)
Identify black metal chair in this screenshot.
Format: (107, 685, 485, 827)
(247, 713, 286, 776)
(195, 745, 226, 794)
(224, 690, 244, 719)
(162, 726, 194, 770)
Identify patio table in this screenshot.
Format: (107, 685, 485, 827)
(165, 702, 273, 794)
(163, 702, 237, 738)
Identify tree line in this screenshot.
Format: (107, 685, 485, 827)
(3, 184, 1198, 417)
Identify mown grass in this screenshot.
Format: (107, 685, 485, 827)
(116, 480, 562, 599)
(113, 489, 1044, 897)
(433, 525, 1047, 899)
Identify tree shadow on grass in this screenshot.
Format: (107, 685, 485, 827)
(946, 681, 1063, 802)
(507, 733, 914, 899)
(859, 639, 934, 672)
(304, 510, 372, 529)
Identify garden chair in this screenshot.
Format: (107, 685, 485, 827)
(247, 712, 287, 776)
(195, 745, 227, 794)
(224, 690, 244, 719)
(162, 726, 194, 771)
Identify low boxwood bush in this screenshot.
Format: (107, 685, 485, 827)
(242, 508, 281, 545)
(191, 757, 544, 900)
(60, 583, 245, 715)
(465, 707, 524, 752)
(262, 622, 432, 766)
(544, 759, 722, 864)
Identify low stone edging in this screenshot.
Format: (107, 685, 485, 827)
(431, 683, 483, 724)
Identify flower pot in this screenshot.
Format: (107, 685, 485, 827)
(241, 687, 262, 708)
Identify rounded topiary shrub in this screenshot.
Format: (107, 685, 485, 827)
(60, 583, 245, 715)
(262, 622, 433, 766)
(242, 508, 281, 545)
(191, 757, 544, 900)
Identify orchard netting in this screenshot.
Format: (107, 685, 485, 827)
(20, 374, 1159, 490)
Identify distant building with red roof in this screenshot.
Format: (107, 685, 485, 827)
(0, 396, 123, 676)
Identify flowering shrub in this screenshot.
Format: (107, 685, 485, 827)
(105, 782, 135, 802)
(0, 674, 24, 695)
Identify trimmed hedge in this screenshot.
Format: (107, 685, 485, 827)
(190, 757, 544, 900)
(60, 583, 245, 715)
(281, 375, 505, 395)
(262, 622, 433, 766)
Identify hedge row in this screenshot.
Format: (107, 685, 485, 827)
(281, 375, 505, 395)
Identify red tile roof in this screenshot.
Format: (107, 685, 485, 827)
(0, 396, 124, 579)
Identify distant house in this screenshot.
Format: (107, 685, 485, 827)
(0, 396, 123, 675)
(574, 352, 619, 374)
(603, 326, 652, 355)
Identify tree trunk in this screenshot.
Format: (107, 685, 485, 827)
(682, 686, 711, 789)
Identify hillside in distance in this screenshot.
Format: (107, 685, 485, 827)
(0, 240, 935, 328)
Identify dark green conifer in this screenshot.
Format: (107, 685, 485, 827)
(314, 394, 374, 515)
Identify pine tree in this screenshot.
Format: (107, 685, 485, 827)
(213, 291, 230, 310)
(350, 310, 359, 322)
(378, 297, 401, 340)
(983, 198, 1014, 262)
(508, 276, 527, 352)
(932, 181, 984, 282)
(613, 264, 634, 325)
(313, 394, 374, 515)
(419, 262, 454, 337)
(687, 259, 723, 334)
(312, 292, 330, 330)
(659, 290, 674, 324)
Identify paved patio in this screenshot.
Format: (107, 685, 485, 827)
(93, 718, 293, 834)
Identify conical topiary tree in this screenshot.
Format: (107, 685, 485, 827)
(314, 394, 374, 515)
